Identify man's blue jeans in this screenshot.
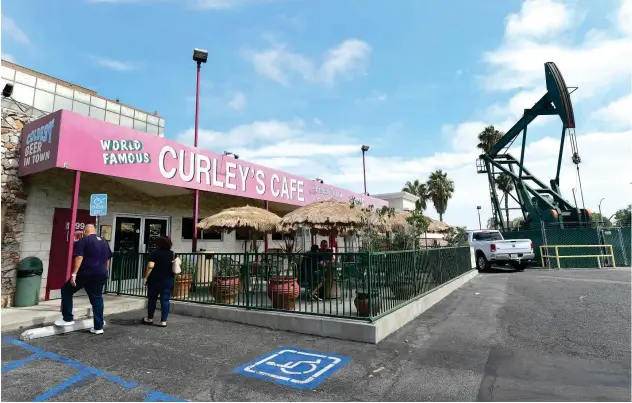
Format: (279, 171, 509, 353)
(147, 278, 174, 322)
(61, 276, 106, 330)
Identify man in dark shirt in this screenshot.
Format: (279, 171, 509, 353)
(55, 224, 112, 334)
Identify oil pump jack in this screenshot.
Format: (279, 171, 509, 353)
(476, 62, 592, 231)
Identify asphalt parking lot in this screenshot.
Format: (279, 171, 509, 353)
(2, 268, 630, 402)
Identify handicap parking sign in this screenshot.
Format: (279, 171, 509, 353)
(233, 347, 351, 390)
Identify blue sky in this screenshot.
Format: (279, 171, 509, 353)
(2, 0, 630, 228)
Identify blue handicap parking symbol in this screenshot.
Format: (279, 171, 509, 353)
(233, 347, 351, 390)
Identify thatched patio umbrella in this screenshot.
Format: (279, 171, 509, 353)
(377, 210, 412, 233)
(279, 200, 364, 235)
(427, 219, 451, 233)
(198, 205, 281, 253)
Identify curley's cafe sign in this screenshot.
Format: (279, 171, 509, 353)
(19, 110, 386, 208)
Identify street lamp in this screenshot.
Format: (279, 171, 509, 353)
(599, 198, 605, 222)
(361, 145, 370, 195)
(191, 48, 208, 253)
(476, 206, 482, 229)
(223, 151, 239, 159)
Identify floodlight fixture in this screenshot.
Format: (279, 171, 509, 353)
(193, 48, 208, 64)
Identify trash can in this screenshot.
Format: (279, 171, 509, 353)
(14, 257, 44, 307)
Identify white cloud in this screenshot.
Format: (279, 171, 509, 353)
(505, 0, 573, 39)
(244, 38, 371, 86)
(89, 56, 141, 71)
(592, 93, 632, 128)
(1, 15, 30, 45)
(227, 91, 247, 110)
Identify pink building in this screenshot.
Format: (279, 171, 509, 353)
(1, 60, 386, 306)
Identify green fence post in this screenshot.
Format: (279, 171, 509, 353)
(116, 256, 122, 295)
(244, 252, 250, 309)
(367, 252, 373, 321)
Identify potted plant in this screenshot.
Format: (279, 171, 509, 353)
(210, 257, 241, 304)
(267, 262, 300, 310)
(354, 275, 381, 317)
(173, 259, 196, 299)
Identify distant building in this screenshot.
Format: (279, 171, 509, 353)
(371, 191, 418, 212)
(1, 60, 165, 136)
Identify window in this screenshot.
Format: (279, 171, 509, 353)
(271, 231, 293, 241)
(55, 85, 73, 98)
(121, 105, 134, 117)
(89, 106, 106, 120)
(120, 115, 134, 128)
(181, 217, 222, 240)
(106, 100, 121, 113)
(54, 95, 73, 112)
(33, 89, 55, 112)
(14, 71, 36, 86)
(72, 100, 90, 116)
(147, 124, 159, 134)
(472, 231, 503, 241)
(105, 111, 120, 124)
(235, 228, 264, 241)
(1, 66, 15, 80)
(74, 91, 91, 104)
(12, 83, 35, 106)
(90, 96, 106, 109)
(36, 78, 56, 92)
(134, 119, 147, 132)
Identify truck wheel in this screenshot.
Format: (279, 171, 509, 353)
(477, 254, 490, 272)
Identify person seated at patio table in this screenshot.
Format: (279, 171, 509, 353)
(301, 245, 323, 300)
(318, 240, 334, 263)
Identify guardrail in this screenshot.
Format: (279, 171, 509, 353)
(105, 247, 473, 321)
(540, 244, 616, 269)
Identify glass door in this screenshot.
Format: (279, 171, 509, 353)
(112, 217, 142, 292)
(142, 219, 169, 254)
(111, 216, 171, 293)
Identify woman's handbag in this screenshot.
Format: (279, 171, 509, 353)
(172, 254, 182, 275)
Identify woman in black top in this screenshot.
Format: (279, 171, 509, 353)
(141, 236, 175, 327)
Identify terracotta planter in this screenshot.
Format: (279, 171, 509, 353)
(210, 275, 240, 304)
(173, 274, 193, 299)
(267, 277, 300, 310)
(354, 293, 380, 317)
(323, 277, 342, 299)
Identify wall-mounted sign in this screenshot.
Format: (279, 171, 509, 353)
(19, 110, 388, 208)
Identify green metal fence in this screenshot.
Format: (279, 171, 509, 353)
(105, 247, 473, 321)
(503, 223, 631, 269)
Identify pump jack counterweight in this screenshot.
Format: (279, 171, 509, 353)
(476, 62, 592, 230)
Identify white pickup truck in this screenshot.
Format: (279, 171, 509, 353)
(467, 230, 534, 271)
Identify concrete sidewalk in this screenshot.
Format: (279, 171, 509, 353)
(1, 295, 146, 332)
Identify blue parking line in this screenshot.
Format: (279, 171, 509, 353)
(32, 370, 93, 402)
(1, 336, 188, 402)
(1, 352, 41, 373)
(144, 391, 189, 402)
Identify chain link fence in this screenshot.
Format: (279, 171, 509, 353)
(503, 223, 631, 269)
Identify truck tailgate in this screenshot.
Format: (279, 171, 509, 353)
(494, 239, 531, 253)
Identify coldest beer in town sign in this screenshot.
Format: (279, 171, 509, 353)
(18, 110, 386, 208)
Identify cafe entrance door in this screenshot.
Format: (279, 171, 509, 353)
(111, 214, 170, 292)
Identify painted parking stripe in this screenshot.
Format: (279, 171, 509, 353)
(1, 336, 188, 402)
(32, 370, 93, 402)
(1, 352, 41, 373)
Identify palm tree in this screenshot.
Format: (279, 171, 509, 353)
(426, 170, 454, 222)
(402, 180, 429, 211)
(495, 173, 514, 226)
(476, 125, 503, 154)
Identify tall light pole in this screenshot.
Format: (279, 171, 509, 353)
(361, 145, 369, 195)
(477, 206, 482, 229)
(191, 48, 208, 253)
(599, 197, 605, 222)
